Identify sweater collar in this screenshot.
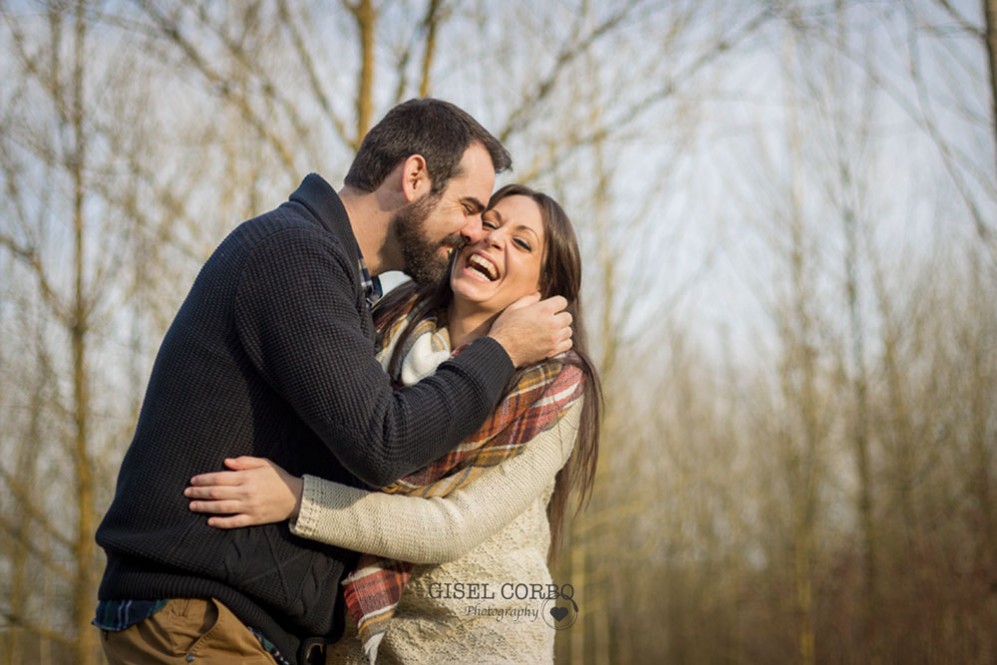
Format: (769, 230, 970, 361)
(289, 172, 356, 251)
(288, 173, 382, 307)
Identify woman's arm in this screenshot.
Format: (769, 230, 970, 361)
(187, 402, 582, 562)
(291, 400, 581, 563)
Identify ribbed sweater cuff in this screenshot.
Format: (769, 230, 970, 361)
(291, 475, 356, 543)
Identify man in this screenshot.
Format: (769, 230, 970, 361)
(94, 99, 573, 664)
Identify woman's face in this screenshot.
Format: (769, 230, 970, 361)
(450, 194, 546, 316)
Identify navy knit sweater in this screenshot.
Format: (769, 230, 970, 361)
(95, 174, 514, 663)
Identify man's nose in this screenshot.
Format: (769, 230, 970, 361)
(461, 214, 484, 244)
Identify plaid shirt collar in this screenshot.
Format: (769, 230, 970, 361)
(357, 244, 382, 309)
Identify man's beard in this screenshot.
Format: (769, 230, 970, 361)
(393, 193, 463, 285)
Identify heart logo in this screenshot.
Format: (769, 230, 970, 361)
(549, 606, 569, 622)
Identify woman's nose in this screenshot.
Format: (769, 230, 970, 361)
(483, 226, 505, 248)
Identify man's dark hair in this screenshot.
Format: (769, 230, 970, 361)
(344, 98, 512, 195)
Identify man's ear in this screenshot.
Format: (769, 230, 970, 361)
(401, 154, 431, 203)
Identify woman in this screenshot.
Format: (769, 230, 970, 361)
(185, 185, 602, 664)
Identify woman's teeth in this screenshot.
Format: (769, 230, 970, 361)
(468, 254, 498, 280)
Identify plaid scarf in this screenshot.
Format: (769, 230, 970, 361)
(341, 291, 584, 663)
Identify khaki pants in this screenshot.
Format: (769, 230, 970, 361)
(100, 598, 277, 664)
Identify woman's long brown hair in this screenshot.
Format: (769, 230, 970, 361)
(373, 184, 603, 559)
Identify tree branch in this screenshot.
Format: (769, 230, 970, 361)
(276, 0, 351, 147)
(133, 0, 297, 174)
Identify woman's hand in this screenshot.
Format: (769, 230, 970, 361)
(184, 456, 303, 529)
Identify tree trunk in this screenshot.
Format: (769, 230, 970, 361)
(70, 2, 97, 662)
(835, 2, 878, 658)
(351, 0, 376, 147)
(419, 0, 443, 97)
(984, 0, 997, 175)
(783, 22, 817, 664)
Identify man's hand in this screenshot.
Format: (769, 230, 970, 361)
(488, 293, 573, 367)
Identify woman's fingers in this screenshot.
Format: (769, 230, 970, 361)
(188, 498, 245, 514)
(184, 484, 243, 500)
(224, 456, 270, 470)
(189, 470, 243, 487)
(206, 514, 255, 529)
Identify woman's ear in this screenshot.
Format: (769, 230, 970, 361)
(401, 154, 431, 203)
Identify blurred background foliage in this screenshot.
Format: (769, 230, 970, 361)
(1, 1, 995, 663)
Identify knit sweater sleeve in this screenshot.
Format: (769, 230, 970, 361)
(233, 227, 515, 487)
(289, 400, 582, 563)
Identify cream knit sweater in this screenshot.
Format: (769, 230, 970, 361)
(289, 327, 581, 664)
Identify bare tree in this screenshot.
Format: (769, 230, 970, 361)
(980, 0, 997, 172)
(826, 2, 880, 656)
(3, 2, 995, 663)
(0, 3, 101, 660)
(0, 2, 189, 661)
